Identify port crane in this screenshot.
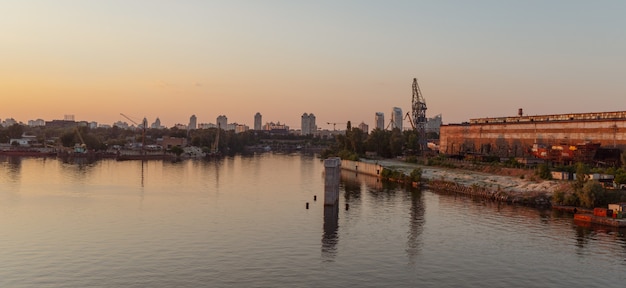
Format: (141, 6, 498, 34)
(120, 113, 148, 153)
(411, 78, 428, 153)
(326, 122, 345, 131)
(73, 127, 87, 153)
(209, 123, 220, 156)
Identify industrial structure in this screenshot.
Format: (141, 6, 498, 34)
(439, 109, 626, 165)
(410, 78, 428, 152)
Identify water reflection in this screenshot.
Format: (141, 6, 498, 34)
(407, 189, 424, 264)
(341, 170, 362, 202)
(0, 156, 22, 185)
(322, 204, 339, 261)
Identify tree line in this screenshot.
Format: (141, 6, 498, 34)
(0, 123, 333, 155)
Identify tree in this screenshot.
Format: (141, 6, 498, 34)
(574, 162, 589, 190)
(169, 146, 184, 158)
(389, 128, 404, 157)
(7, 123, 23, 139)
(579, 181, 605, 209)
(537, 163, 552, 180)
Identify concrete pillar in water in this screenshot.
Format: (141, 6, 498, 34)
(324, 157, 341, 205)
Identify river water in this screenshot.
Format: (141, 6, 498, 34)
(1, 153, 625, 287)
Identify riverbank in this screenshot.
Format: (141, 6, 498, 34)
(365, 159, 566, 203)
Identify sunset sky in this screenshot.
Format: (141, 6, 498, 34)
(2, 1, 625, 129)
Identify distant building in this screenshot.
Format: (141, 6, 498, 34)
(45, 120, 76, 129)
(113, 121, 130, 129)
(3, 118, 18, 127)
(216, 115, 227, 130)
(235, 124, 249, 134)
(198, 123, 216, 129)
(301, 113, 317, 136)
(89, 121, 98, 129)
(9, 134, 37, 147)
(358, 122, 369, 134)
(160, 136, 187, 149)
(254, 112, 262, 131)
(375, 112, 384, 130)
(189, 115, 197, 130)
(426, 114, 442, 134)
(28, 119, 45, 127)
(98, 124, 112, 129)
(151, 117, 162, 129)
(174, 123, 188, 130)
(264, 122, 289, 135)
(64, 115, 75, 121)
(391, 107, 402, 130)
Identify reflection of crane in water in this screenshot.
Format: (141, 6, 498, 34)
(407, 190, 425, 264)
(120, 113, 148, 154)
(209, 123, 221, 156)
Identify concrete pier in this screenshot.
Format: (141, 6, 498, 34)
(324, 157, 341, 205)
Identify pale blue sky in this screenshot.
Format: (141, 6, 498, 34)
(2, 0, 625, 128)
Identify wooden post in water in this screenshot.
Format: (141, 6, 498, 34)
(324, 157, 341, 205)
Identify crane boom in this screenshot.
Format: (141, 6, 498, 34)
(326, 122, 345, 131)
(120, 113, 147, 154)
(120, 113, 139, 126)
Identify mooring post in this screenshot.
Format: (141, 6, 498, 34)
(324, 157, 341, 205)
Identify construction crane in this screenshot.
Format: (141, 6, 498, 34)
(209, 123, 220, 156)
(411, 78, 428, 153)
(404, 112, 416, 130)
(326, 122, 345, 131)
(120, 113, 148, 153)
(73, 127, 87, 153)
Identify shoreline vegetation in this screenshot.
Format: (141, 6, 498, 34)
(366, 157, 626, 210)
(2, 122, 626, 211)
(366, 158, 557, 207)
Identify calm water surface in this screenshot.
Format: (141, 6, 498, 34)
(1, 153, 625, 287)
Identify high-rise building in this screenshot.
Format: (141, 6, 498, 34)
(391, 107, 403, 130)
(216, 115, 228, 130)
(426, 114, 442, 134)
(254, 113, 262, 131)
(358, 122, 369, 134)
(151, 117, 162, 129)
(189, 114, 197, 130)
(375, 112, 385, 130)
(301, 113, 317, 136)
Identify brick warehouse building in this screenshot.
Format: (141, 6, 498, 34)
(439, 110, 626, 162)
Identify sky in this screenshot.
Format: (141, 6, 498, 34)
(2, 0, 625, 129)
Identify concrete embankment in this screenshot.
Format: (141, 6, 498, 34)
(340, 159, 384, 177)
(348, 159, 556, 207)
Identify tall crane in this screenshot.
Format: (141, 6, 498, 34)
(120, 113, 147, 153)
(326, 122, 345, 131)
(411, 78, 428, 153)
(73, 127, 87, 153)
(210, 123, 220, 156)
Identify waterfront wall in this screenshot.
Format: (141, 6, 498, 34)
(440, 118, 626, 157)
(341, 160, 383, 177)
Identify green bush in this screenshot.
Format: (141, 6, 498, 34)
(536, 163, 552, 180)
(410, 168, 423, 183)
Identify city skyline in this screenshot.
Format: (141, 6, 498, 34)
(2, 1, 625, 128)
